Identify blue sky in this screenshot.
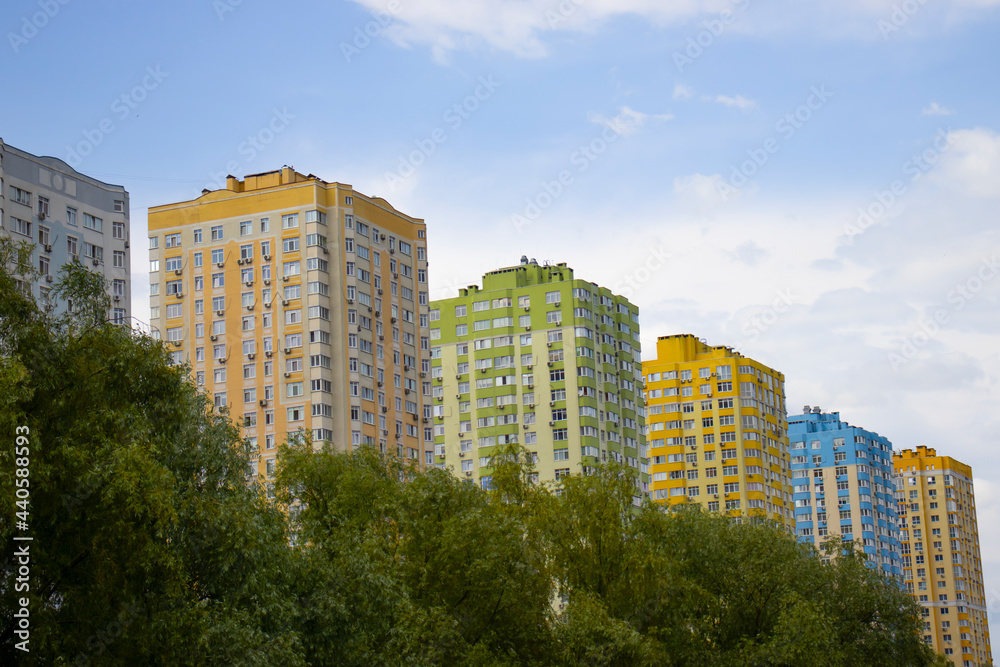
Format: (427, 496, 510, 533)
(4, 0, 1000, 610)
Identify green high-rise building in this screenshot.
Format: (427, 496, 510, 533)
(429, 257, 648, 497)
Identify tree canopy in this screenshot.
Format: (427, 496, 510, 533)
(0, 241, 946, 666)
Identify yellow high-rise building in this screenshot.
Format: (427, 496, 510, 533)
(894, 446, 992, 667)
(148, 168, 433, 489)
(643, 335, 793, 527)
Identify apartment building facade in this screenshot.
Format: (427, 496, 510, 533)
(148, 168, 432, 484)
(788, 409, 902, 576)
(643, 335, 793, 527)
(894, 446, 992, 667)
(0, 139, 131, 319)
(429, 258, 648, 497)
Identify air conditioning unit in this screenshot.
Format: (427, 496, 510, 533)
(237, 259, 244, 265)
(456, 374, 462, 379)
(391, 317, 397, 323)
(375, 311, 381, 317)
(392, 273, 398, 279)
(248, 353, 256, 360)
(498, 405, 505, 410)
(245, 257, 252, 264)
(216, 309, 225, 316)
(124, 241, 129, 248)
(547, 342, 552, 347)
(523, 424, 529, 429)
(436, 397, 442, 402)
(263, 279, 271, 286)
(347, 299, 354, 304)
(39, 211, 47, 220)
(377, 289, 383, 295)
(404, 389, 410, 395)
(524, 306, 530, 311)
(525, 326, 531, 331)
(173, 269, 182, 276)
(282, 276, 289, 282)
(284, 372, 291, 378)
(210, 335, 218, 341)
(247, 304, 254, 311)
(390, 249, 395, 255)
(465, 471, 472, 476)
(480, 368, 487, 373)
(171, 341, 181, 347)
(259, 399, 267, 407)
(264, 301, 271, 308)
(43, 244, 52, 252)
(175, 292, 183, 298)
(262, 254, 270, 261)
(459, 451, 466, 457)
(218, 358, 227, 363)
(382, 406, 388, 413)
(282, 299, 289, 307)
(321, 246, 329, 254)
(555, 302, 561, 307)
(113, 295, 120, 302)
(92, 259, 100, 266)
(265, 350, 273, 357)
(217, 262, 225, 268)
(45, 274, 53, 283)
(549, 401, 555, 407)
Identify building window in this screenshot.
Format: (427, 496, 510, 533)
(83, 213, 102, 232)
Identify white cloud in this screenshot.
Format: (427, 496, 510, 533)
(347, 0, 1000, 60)
(929, 128, 1000, 198)
(588, 106, 673, 137)
(673, 83, 694, 101)
(922, 102, 955, 116)
(712, 94, 757, 110)
(673, 173, 731, 205)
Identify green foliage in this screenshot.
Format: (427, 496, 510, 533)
(0, 244, 947, 665)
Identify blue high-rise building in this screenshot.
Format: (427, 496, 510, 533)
(789, 407, 902, 577)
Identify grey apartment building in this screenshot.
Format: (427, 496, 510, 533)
(0, 139, 131, 320)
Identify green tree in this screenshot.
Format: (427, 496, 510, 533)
(0, 243, 301, 665)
